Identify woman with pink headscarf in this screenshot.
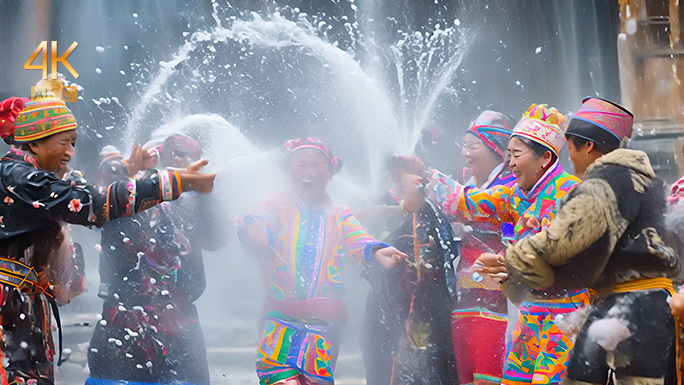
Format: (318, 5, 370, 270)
(238, 137, 407, 385)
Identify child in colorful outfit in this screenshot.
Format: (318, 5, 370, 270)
(501, 97, 679, 385)
(403, 104, 585, 385)
(238, 137, 407, 385)
(451, 110, 515, 385)
(0, 97, 216, 385)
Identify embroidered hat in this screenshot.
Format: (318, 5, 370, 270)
(466, 110, 513, 157)
(284, 136, 343, 173)
(511, 104, 566, 156)
(13, 98, 77, 143)
(566, 97, 633, 149)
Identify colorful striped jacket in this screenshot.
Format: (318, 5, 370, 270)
(426, 161, 580, 242)
(247, 195, 386, 303)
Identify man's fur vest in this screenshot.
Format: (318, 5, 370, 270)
(504, 149, 680, 295)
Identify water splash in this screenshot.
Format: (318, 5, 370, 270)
(115, 2, 471, 196)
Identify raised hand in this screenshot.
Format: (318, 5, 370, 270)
(124, 144, 148, 177)
(178, 158, 217, 193)
(141, 145, 159, 170)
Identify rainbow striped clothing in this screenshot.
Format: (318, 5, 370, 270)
(427, 161, 579, 242)
(249, 195, 385, 302)
(427, 162, 583, 385)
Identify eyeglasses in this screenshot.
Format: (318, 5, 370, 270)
(462, 142, 483, 151)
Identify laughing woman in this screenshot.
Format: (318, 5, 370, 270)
(0, 97, 216, 385)
(452, 110, 515, 385)
(238, 137, 407, 385)
(403, 104, 586, 385)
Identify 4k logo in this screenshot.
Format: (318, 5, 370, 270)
(24, 41, 79, 102)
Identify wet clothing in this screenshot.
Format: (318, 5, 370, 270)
(86, 192, 223, 385)
(0, 148, 167, 385)
(506, 149, 679, 292)
(505, 149, 680, 384)
(567, 289, 675, 384)
(362, 200, 459, 385)
(426, 161, 584, 385)
(452, 163, 515, 385)
(242, 195, 386, 384)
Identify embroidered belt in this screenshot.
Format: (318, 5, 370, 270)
(0, 257, 51, 296)
(0, 258, 65, 366)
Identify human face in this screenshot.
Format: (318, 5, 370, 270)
(567, 137, 596, 179)
(288, 149, 332, 203)
(28, 130, 77, 173)
(507, 136, 551, 192)
(462, 132, 502, 183)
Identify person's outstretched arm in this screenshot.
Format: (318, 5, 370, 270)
(403, 169, 518, 226)
(1, 158, 216, 228)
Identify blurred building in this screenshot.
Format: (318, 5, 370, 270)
(619, 0, 684, 183)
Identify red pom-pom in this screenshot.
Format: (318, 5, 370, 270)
(0, 97, 28, 139)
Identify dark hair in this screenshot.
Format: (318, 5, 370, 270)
(566, 133, 617, 154)
(5, 136, 38, 152)
(4, 133, 35, 152)
(517, 136, 558, 163)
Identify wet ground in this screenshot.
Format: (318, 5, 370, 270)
(55, 312, 368, 385)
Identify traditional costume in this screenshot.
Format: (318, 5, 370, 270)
(451, 110, 515, 385)
(426, 105, 586, 385)
(504, 99, 676, 385)
(239, 138, 389, 385)
(0, 98, 185, 385)
(86, 135, 225, 385)
(362, 188, 459, 384)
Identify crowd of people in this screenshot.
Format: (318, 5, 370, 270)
(0, 82, 682, 385)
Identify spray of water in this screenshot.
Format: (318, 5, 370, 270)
(118, 3, 470, 195)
